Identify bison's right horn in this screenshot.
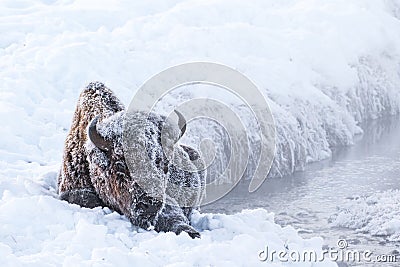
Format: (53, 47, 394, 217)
(88, 115, 112, 151)
(174, 110, 187, 138)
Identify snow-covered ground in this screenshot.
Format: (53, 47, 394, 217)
(1, 197, 335, 266)
(1, 0, 400, 266)
(331, 190, 400, 242)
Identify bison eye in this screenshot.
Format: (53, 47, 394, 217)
(116, 172, 126, 180)
(114, 161, 126, 172)
(163, 163, 169, 174)
(155, 157, 162, 167)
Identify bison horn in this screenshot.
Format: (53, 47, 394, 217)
(88, 115, 112, 151)
(174, 110, 186, 137)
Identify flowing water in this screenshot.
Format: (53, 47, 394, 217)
(203, 116, 400, 266)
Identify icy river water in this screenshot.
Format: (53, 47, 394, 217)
(203, 116, 400, 266)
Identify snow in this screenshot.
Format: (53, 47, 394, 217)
(1, 0, 400, 266)
(330, 190, 400, 242)
(1, 190, 335, 266)
(1, 0, 400, 178)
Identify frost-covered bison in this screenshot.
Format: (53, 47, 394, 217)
(58, 82, 205, 238)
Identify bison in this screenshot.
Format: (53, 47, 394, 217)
(58, 82, 205, 238)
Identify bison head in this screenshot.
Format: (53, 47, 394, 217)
(86, 109, 205, 238)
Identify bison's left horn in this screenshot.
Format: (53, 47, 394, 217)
(174, 110, 186, 137)
(88, 115, 112, 151)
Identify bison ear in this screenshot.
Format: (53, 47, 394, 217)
(88, 115, 112, 151)
(174, 110, 186, 138)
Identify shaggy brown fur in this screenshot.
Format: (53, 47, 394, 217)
(58, 82, 205, 238)
(58, 82, 124, 208)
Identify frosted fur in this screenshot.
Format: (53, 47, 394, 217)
(87, 111, 205, 238)
(122, 111, 205, 208)
(58, 82, 124, 207)
(59, 82, 205, 237)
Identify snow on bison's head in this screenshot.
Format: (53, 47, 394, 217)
(86, 97, 206, 238)
(58, 82, 205, 238)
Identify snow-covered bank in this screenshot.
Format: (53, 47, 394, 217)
(0, 176, 336, 266)
(2, 0, 400, 179)
(269, 53, 400, 177)
(331, 190, 400, 242)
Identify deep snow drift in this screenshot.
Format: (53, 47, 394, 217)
(1, 0, 400, 180)
(1, 0, 400, 266)
(1, 193, 335, 266)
